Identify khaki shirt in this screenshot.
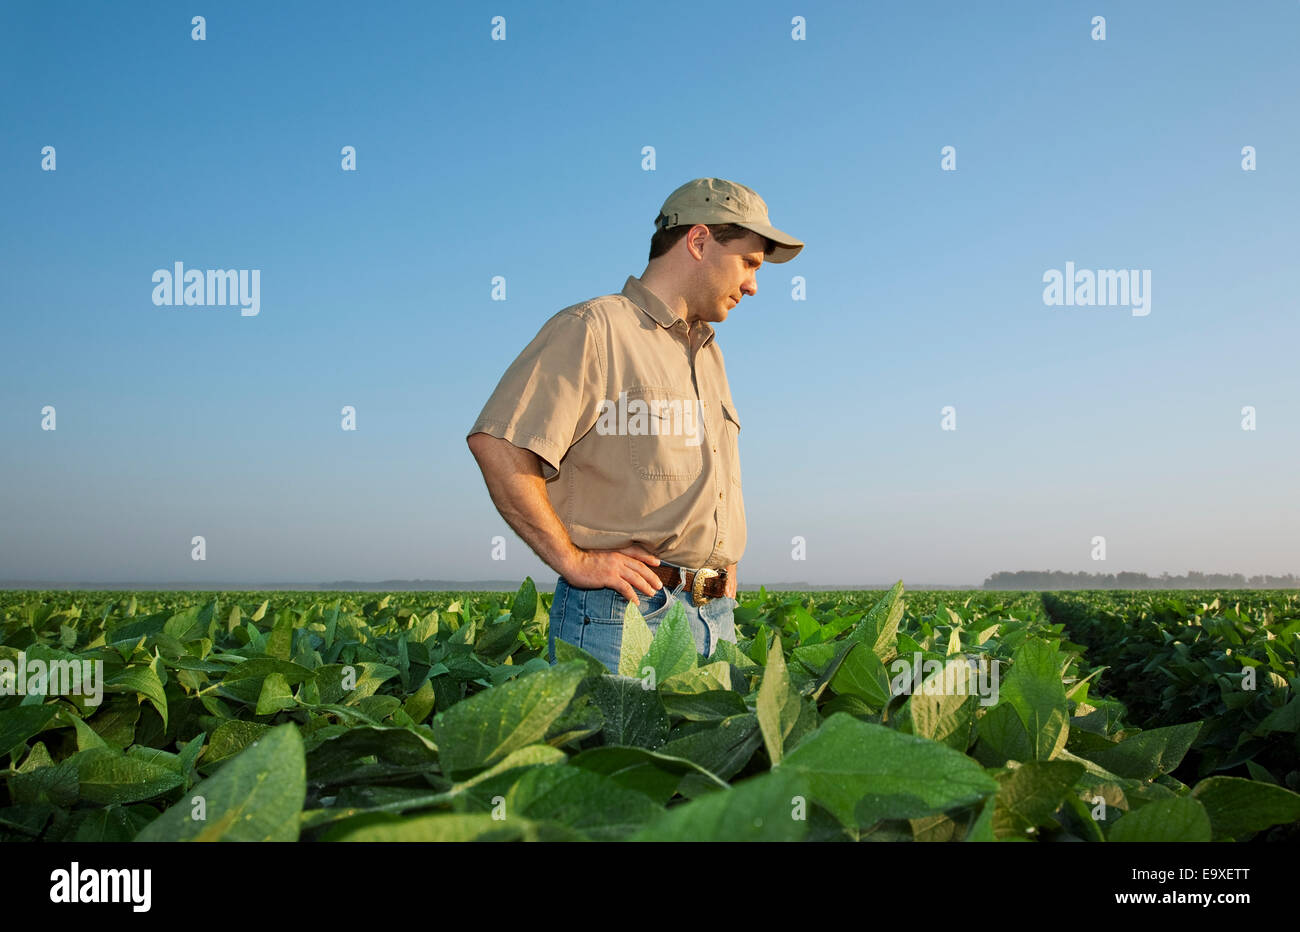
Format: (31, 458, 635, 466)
(467, 274, 744, 569)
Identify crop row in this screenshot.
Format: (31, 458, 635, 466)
(1043, 589, 1299, 798)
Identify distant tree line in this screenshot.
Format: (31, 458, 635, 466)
(982, 570, 1300, 590)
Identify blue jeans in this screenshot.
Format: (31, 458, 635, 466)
(547, 572, 738, 675)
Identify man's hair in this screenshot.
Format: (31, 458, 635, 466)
(648, 222, 775, 262)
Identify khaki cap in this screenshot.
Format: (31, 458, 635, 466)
(654, 177, 804, 263)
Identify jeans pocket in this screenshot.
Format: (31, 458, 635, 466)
(640, 588, 676, 625)
(601, 586, 674, 626)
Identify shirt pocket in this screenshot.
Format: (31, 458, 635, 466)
(720, 399, 742, 486)
(626, 386, 704, 481)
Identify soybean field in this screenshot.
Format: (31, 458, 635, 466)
(0, 583, 1297, 842)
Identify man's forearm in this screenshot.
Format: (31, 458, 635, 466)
(467, 433, 580, 577)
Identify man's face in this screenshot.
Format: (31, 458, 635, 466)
(688, 229, 765, 324)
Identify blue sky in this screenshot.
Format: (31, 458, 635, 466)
(2, 0, 1297, 586)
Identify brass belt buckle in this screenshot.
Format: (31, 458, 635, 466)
(692, 567, 719, 605)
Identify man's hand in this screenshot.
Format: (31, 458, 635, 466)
(724, 563, 737, 599)
(562, 545, 663, 607)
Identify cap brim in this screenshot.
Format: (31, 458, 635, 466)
(738, 221, 804, 263)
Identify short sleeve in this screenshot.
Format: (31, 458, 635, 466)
(466, 310, 605, 480)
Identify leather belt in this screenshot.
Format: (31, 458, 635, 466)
(652, 562, 728, 604)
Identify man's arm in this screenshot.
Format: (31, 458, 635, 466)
(466, 432, 663, 605)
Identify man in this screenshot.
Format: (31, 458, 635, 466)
(466, 177, 803, 674)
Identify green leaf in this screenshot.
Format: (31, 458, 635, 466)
(713, 639, 760, 674)
(265, 610, 296, 661)
(756, 632, 800, 765)
(659, 690, 749, 722)
(220, 658, 316, 684)
(1001, 640, 1068, 760)
(76, 748, 184, 805)
(631, 768, 810, 841)
(791, 641, 840, 678)
(339, 662, 399, 706)
(163, 600, 216, 642)
(134, 723, 306, 841)
(829, 643, 892, 707)
(1245, 760, 1279, 785)
(590, 675, 670, 749)
(568, 745, 728, 805)
(991, 760, 1085, 838)
(660, 714, 763, 783)
(201, 720, 271, 770)
(780, 712, 999, 829)
(637, 601, 696, 681)
(177, 732, 205, 784)
(324, 811, 582, 842)
(618, 603, 655, 677)
(0, 706, 59, 761)
(430, 662, 587, 777)
(504, 764, 662, 840)
(1254, 697, 1300, 737)
(306, 725, 440, 785)
(10, 757, 80, 807)
(846, 581, 904, 660)
(84, 697, 139, 749)
(973, 701, 1032, 766)
(127, 745, 182, 773)
(255, 672, 296, 716)
(1108, 796, 1211, 842)
(401, 679, 437, 725)
(1190, 776, 1300, 840)
(474, 614, 524, 663)
(554, 638, 608, 677)
(451, 744, 567, 794)
(907, 658, 977, 750)
(964, 797, 996, 841)
(659, 662, 731, 694)
(105, 665, 168, 730)
(70, 805, 155, 842)
(510, 577, 538, 624)
(1082, 722, 1202, 781)
(65, 710, 110, 751)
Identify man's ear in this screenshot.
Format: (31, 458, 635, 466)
(686, 224, 711, 260)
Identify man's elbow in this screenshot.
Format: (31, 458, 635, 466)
(467, 431, 497, 460)
(467, 431, 527, 472)
(468, 434, 548, 481)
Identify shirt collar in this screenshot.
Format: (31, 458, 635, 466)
(621, 275, 715, 349)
